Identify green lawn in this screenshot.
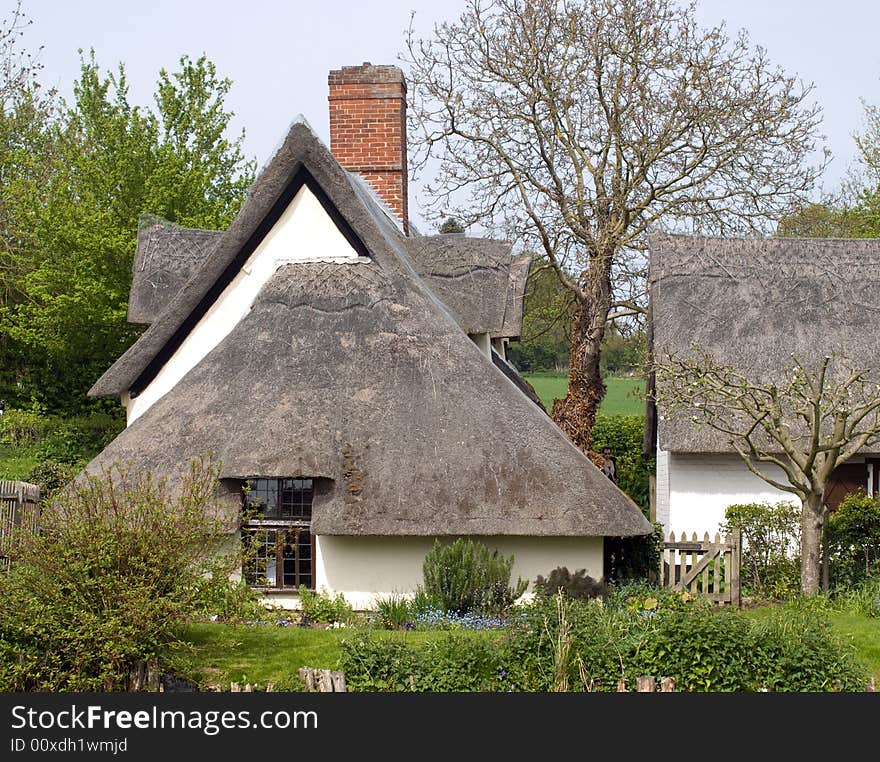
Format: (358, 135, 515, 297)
(0, 446, 38, 480)
(170, 623, 496, 690)
(742, 606, 880, 686)
(524, 374, 645, 416)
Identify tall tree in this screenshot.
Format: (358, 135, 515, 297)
(658, 352, 880, 595)
(3, 52, 255, 413)
(0, 2, 59, 407)
(405, 0, 825, 456)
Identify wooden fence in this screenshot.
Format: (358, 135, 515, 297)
(0, 480, 40, 571)
(660, 529, 741, 607)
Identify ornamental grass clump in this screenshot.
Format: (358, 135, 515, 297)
(421, 538, 527, 615)
(0, 458, 239, 691)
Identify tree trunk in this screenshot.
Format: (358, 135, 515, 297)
(800, 491, 826, 595)
(551, 264, 612, 462)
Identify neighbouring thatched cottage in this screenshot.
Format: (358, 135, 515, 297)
(647, 233, 880, 537)
(87, 64, 651, 608)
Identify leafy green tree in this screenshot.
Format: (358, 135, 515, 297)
(2, 52, 255, 413)
(0, 3, 60, 408)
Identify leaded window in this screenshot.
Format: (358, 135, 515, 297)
(241, 478, 314, 590)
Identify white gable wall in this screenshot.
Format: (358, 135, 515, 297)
(659, 448, 798, 536)
(125, 185, 361, 424)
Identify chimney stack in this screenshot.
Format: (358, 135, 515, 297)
(328, 63, 409, 234)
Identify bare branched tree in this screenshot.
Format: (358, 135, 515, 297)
(657, 351, 880, 595)
(404, 0, 826, 456)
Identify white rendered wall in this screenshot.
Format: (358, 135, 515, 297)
(664, 452, 798, 537)
(298, 535, 605, 611)
(125, 185, 361, 423)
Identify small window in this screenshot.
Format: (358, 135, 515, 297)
(241, 478, 314, 590)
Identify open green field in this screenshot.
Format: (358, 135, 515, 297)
(524, 374, 645, 416)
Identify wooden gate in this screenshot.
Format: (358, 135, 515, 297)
(0, 480, 40, 571)
(660, 529, 741, 606)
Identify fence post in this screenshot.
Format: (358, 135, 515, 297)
(636, 676, 656, 692)
(730, 528, 742, 608)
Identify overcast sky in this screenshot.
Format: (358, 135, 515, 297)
(8, 0, 880, 230)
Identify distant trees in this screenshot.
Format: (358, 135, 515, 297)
(0, 35, 255, 413)
(779, 95, 880, 239)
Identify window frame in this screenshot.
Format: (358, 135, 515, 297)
(241, 478, 316, 592)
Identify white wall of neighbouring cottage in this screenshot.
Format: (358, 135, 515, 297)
(261, 535, 605, 611)
(657, 449, 798, 537)
(124, 184, 362, 424)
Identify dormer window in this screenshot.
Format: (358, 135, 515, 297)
(241, 478, 314, 590)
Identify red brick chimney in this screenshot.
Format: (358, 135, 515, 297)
(328, 63, 409, 234)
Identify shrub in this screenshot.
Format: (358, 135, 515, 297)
(422, 538, 527, 615)
(25, 459, 78, 497)
(534, 567, 606, 600)
(720, 501, 801, 599)
(604, 522, 663, 584)
(339, 632, 505, 692)
(830, 576, 880, 617)
(0, 457, 237, 691)
(34, 412, 124, 465)
(298, 586, 354, 625)
(826, 492, 880, 589)
(749, 600, 867, 691)
(0, 407, 52, 447)
(372, 594, 413, 630)
(635, 608, 757, 691)
(591, 414, 653, 513)
(190, 577, 268, 624)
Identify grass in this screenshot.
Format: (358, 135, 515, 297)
(742, 604, 880, 687)
(0, 446, 38, 480)
(176, 605, 880, 691)
(524, 374, 645, 416)
(169, 622, 497, 690)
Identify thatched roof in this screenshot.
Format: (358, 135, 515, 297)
(85, 119, 650, 538)
(128, 217, 222, 325)
(650, 233, 880, 453)
(404, 236, 530, 338)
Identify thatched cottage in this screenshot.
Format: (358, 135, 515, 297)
(86, 64, 651, 607)
(647, 233, 880, 536)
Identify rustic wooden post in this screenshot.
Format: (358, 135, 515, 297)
(636, 676, 656, 692)
(317, 669, 334, 693)
(616, 678, 628, 692)
(230, 682, 240, 692)
(702, 532, 711, 594)
(660, 677, 675, 692)
(298, 668, 316, 692)
(730, 528, 742, 608)
(330, 671, 347, 692)
(146, 661, 160, 692)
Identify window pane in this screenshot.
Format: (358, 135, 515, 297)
(243, 528, 277, 587)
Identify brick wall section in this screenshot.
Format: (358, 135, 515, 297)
(328, 63, 409, 234)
